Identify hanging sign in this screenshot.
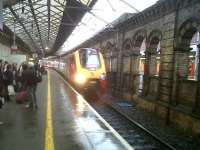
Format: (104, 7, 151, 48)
(11, 44, 18, 54)
(11, 20, 19, 54)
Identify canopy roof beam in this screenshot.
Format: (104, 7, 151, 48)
(28, 0, 44, 51)
(9, 6, 39, 52)
(47, 0, 51, 43)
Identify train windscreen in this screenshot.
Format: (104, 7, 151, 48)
(79, 49, 101, 70)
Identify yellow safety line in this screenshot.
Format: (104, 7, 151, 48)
(44, 71, 55, 150)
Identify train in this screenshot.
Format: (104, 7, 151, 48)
(41, 48, 107, 92)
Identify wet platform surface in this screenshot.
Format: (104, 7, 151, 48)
(0, 70, 131, 150)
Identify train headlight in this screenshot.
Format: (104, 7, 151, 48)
(100, 73, 106, 80)
(75, 73, 87, 84)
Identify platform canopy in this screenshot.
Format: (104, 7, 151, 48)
(2, 0, 97, 56)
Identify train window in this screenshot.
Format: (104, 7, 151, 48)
(86, 53, 100, 68)
(79, 49, 100, 69)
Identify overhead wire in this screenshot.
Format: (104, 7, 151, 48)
(106, 0, 116, 12)
(119, 0, 140, 13)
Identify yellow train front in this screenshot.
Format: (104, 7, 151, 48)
(60, 48, 107, 92)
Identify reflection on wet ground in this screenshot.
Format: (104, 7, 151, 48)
(51, 70, 130, 150)
(0, 70, 130, 150)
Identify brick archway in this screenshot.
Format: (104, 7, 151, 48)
(147, 29, 162, 52)
(177, 18, 200, 51)
(105, 41, 114, 52)
(172, 18, 200, 112)
(122, 38, 132, 51)
(131, 30, 147, 94)
(143, 29, 162, 97)
(132, 29, 147, 48)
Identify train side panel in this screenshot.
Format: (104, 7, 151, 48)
(61, 53, 76, 83)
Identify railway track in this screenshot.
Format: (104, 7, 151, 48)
(91, 102, 176, 150)
(56, 70, 195, 150)
(55, 70, 176, 150)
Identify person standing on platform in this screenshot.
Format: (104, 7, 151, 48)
(12, 63, 18, 92)
(0, 60, 4, 94)
(33, 63, 42, 107)
(21, 63, 39, 110)
(3, 61, 8, 72)
(3, 64, 13, 101)
(0, 60, 4, 125)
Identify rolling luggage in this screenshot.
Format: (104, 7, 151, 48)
(16, 90, 28, 104)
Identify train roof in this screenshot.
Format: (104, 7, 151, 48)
(59, 47, 99, 57)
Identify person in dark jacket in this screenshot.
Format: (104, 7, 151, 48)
(0, 60, 4, 125)
(0, 60, 4, 94)
(0, 60, 4, 98)
(3, 64, 13, 101)
(21, 63, 38, 110)
(12, 63, 18, 91)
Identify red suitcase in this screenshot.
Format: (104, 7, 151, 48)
(16, 91, 28, 104)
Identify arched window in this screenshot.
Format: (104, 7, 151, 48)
(138, 38, 146, 92)
(177, 25, 199, 80)
(122, 39, 132, 73)
(149, 36, 161, 76)
(188, 32, 199, 80)
(139, 38, 146, 73)
(104, 42, 114, 72)
(132, 30, 147, 94)
(144, 30, 162, 97)
(175, 19, 200, 109)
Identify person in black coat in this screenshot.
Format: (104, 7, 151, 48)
(3, 64, 13, 101)
(21, 63, 39, 110)
(0, 60, 4, 125)
(0, 60, 4, 94)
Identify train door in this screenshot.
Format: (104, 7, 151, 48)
(69, 55, 76, 81)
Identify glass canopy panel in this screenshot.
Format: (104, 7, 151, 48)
(3, 0, 66, 53)
(57, 0, 158, 54)
(78, 0, 92, 6)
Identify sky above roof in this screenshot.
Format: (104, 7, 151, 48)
(58, 0, 158, 54)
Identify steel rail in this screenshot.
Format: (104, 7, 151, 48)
(106, 103, 177, 150)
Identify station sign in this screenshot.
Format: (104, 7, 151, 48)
(10, 45, 24, 55)
(10, 44, 19, 54)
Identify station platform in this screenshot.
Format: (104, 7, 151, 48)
(0, 70, 132, 150)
